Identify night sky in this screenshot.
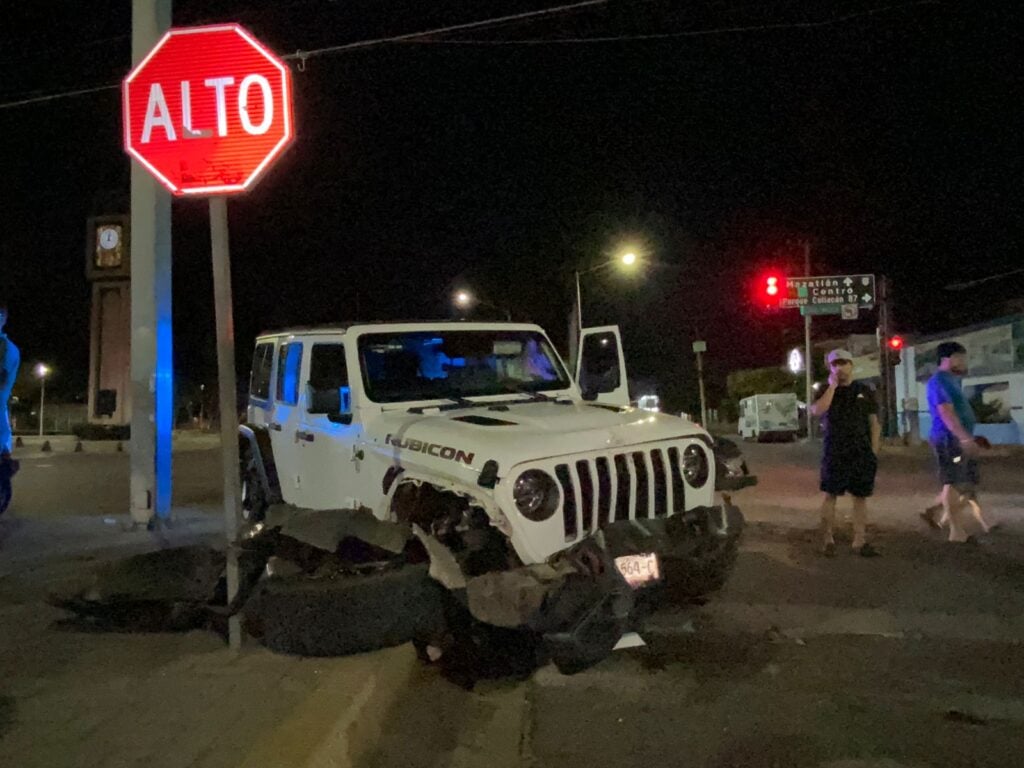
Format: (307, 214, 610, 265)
(1, 0, 1020, 412)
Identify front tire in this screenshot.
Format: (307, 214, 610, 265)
(239, 445, 268, 523)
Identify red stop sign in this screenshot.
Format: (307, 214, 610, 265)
(123, 24, 294, 196)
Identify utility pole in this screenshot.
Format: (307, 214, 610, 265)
(129, 0, 173, 527)
(693, 340, 708, 427)
(877, 275, 895, 437)
(802, 240, 814, 439)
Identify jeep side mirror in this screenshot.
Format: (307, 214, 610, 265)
(307, 385, 352, 421)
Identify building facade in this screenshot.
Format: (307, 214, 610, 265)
(894, 315, 1024, 445)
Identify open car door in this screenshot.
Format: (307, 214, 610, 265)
(575, 325, 630, 407)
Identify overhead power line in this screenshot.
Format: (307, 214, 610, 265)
(397, 0, 941, 45)
(0, 0, 941, 111)
(284, 0, 607, 65)
(0, 0, 607, 111)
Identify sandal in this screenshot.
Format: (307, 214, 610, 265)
(859, 542, 880, 558)
(920, 506, 942, 530)
(822, 542, 836, 558)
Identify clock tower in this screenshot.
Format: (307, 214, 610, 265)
(85, 215, 131, 429)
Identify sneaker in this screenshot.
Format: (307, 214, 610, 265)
(858, 542, 880, 558)
(822, 541, 836, 558)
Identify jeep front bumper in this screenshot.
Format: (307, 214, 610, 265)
(463, 501, 744, 673)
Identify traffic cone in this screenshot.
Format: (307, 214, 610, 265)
(116, 441, 124, 452)
(41, 440, 52, 453)
(14, 436, 23, 448)
(74, 441, 84, 453)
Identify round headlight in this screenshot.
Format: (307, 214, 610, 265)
(682, 445, 709, 488)
(513, 469, 560, 522)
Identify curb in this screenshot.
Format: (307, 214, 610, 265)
(237, 643, 419, 768)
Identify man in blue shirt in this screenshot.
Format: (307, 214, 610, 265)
(923, 341, 992, 543)
(1, 303, 21, 515)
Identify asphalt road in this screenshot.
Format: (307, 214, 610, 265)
(5, 439, 224, 520)
(8, 436, 1023, 535)
(4, 436, 1024, 767)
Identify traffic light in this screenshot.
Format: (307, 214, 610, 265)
(885, 335, 904, 365)
(759, 273, 783, 308)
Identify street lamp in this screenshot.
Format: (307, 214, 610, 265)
(573, 248, 641, 338)
(452, 288, 511, 321)
(35, 363, 50, 437)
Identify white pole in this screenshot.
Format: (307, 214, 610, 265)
(696, 350, 708, 428)
(210, 196, 243, 650)
(130, 0, 173, 525)
(803, 241, 814, 440)
(38, 376, 45, 437)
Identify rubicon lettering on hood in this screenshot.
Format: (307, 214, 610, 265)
(385, 434, 475, 466)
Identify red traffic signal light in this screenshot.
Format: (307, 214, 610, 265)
(888, 336, 904, 350)
(757, 273, 784, 308)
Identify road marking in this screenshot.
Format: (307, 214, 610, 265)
(646, 602, 1024, 644)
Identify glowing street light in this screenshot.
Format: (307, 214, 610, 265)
(35, 363, 50, 437)
(452, 288, 511, 320)
(574, 247, 642, 332)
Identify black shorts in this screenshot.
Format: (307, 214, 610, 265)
(820, 451, 877, 498)
(931, 435, 980, 498)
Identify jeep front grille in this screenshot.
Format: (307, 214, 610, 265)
(553, 445, 692, 542)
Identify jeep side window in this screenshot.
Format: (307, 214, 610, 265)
(276, 342, 303, 405)
(249, 342, 274, 401)
(307, 344, 351, 415)
(579, 332, 621, 394)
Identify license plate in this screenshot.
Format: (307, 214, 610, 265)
(615, 553, 660, 588)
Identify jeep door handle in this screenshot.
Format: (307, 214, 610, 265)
(296, 430, 315, 443)
(268, 422, 282, 432)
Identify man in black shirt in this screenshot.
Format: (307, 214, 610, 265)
(810, 348, 882, 557)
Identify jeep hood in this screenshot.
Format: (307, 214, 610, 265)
(368, 401, 708, 470)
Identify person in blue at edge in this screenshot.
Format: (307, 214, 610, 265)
(1, 303, 22, 516)
(921, 341, 997, 543)
(810, 348, 882, 558)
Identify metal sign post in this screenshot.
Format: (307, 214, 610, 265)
(210, 197, 243, 647)
(802, 243, 813, 440)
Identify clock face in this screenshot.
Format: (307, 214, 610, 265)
(95, 225, 123, 268)
(99, 227, 119, 250)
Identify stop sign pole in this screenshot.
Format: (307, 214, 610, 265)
(124, 24, 294, 648)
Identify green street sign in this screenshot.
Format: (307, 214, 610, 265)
(799, 303, 844, 316)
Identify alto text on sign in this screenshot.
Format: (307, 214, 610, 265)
(123, 24, 294, 196)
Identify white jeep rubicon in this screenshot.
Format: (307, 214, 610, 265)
(239, 321, 745, 672)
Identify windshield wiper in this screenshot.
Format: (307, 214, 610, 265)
(501, 387, 571, 404)
(407, 395, 476, 414)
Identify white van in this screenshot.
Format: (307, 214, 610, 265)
(739, 393, 799, 442)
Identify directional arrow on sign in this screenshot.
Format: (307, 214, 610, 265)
(844, 277, 853, 286)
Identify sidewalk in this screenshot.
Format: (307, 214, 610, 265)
(10, 432, 221, 460)
(0, 509, 419, 768)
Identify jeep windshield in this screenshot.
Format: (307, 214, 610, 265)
(358, 330, 572, 403)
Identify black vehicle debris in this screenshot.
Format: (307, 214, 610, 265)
(50, 493, 743, 685)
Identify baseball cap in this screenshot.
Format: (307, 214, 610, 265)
(826, 348, 853, 365)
